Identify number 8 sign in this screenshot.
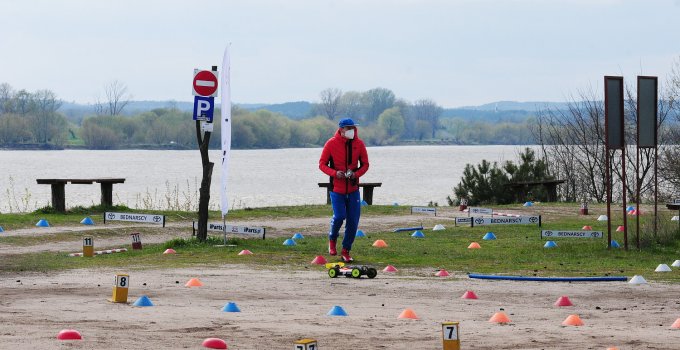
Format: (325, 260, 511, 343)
(115, 274, 129, 288)
(111, 273, 130, 303)
(293, 339, 318, 350)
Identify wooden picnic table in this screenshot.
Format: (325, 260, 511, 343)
(36, 178, 125, 213)
(318, 182, 382, 205)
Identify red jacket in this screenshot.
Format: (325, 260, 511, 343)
(319, 127, 369, 194)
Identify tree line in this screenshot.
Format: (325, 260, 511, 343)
(0, 82, 536, 149)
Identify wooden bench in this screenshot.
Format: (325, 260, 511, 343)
(36, 178, 125, 213)
(318, 182, 382, 205)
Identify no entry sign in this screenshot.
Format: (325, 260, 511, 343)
(193, 69, 219, 97)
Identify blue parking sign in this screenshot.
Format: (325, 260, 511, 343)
(193, 96, 214, 122)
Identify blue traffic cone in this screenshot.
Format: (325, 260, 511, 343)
(523, 201, 533, 207)
(482, 232, 497, 240)
(292, 233, 304, 240)
(411, 230, 425, 238)
(35, 219, 49, 227)
(133, 295, 154, 307)
(611, 240, 621, 248)
(361, 200, 368, 207)
(222, 302, 241, 312)
(327, 305, 348, 316)
(544, 240, 557, 248)
(80, 217, 94, 225)
(626, 206, 635, 212)
(283, 239, 296, 246)
(355, 230, 366, 238)
(0, 226, 4, 233)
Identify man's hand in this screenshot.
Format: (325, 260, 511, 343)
(336, 171, 346, 179)
(345, 170, 354, 179)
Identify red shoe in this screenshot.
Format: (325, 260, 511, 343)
(329, 240, 337, 256)
(341, 248, 354, 262)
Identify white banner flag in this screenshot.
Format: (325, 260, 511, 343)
(220, 46, 232, 218)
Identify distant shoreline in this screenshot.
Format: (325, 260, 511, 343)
(0, 140, 534, 151)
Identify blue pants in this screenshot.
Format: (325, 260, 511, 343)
(329, 190, 361, 250)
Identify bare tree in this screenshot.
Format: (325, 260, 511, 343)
(0, 83, 13, 115)
(319, 88, 342, 120)
(534, 69, 678, 203)
(363, 87, 395, 123)
(533, 88, 607, 202)
(30, 89, 64, 143)
(412, 99, 443, 138)
(97, 80, 132, 116)
(339, 91, 364, 121)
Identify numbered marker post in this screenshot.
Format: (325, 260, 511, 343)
(131, 232, 142, 250)
(294, 338, 318, 350)
(580, 201, 589, 215)
(111, 274, 129, 303)
(442, 322, 460, 350)
(83, 236, 94, 257)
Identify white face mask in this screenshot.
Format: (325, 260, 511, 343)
(343, 129, 355, 139)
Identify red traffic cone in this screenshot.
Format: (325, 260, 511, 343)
(461, 290, 478, 299)
(311, 255, 327, 265)
(554, 295, 573, 307)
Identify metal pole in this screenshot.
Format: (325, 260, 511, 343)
(606, 149, 611, 248)
(622, 147, 628, 250)
(636, 144, 640, 249)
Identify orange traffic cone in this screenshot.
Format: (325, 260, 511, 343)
(372, 240, 388, 248)
(606, 347, 619, 350)
(398, 308, 419, 319)
(185, 278, 203, 287)
(468, 242, 481, 249)
(489, 312, 511, 323)
(562, 314, 584, 326)
(238, 249, 253, 255)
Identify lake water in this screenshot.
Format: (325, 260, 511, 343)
(0, 146, 527, 213)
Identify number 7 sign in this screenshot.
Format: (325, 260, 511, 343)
(442, 322, 460, 350)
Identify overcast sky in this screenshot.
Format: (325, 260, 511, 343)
(1, 0, 679, 107)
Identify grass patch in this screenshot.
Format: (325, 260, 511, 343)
(3, 209, 680, 282)
(0, 204, 406, 231)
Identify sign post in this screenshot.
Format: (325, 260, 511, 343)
(294, 339, 318, 350)
(442, 322, 460, 350)
(580, 201, 588, 215)
(83, 236, 94, 257)
(636, 76, 659, 249)
(604, 76, 628, 249)
(131, 233, 142, 250)
(111, 274, 129, 303)
(194, 66, 219, 242)
(459, 198, 468, 211)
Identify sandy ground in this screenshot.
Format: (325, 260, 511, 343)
(2, 205, 680, 349)
(1, 267, 680, 349)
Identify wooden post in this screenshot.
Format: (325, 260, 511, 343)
(100, 182, 113, 207)
(363, 186, 374, 205)
(51, 182, 66, 213)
